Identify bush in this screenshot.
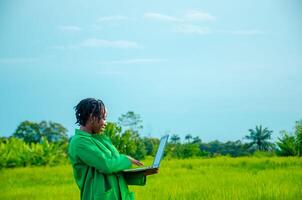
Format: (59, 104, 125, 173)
(0, 137, 67, 168)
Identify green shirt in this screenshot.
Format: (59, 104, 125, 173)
(68, 129, 146, 200)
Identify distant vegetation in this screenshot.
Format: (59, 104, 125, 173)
(0, 111, 301, 168)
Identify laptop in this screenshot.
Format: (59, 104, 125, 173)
(123, 134, 169, 173)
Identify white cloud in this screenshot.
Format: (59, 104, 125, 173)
(143, 12, 182, 22)
(0, 57, 36, 64)
(144, 11, 215, 22)
(184, 10, 215, 21)
(51, 39, 139, 50)
(98, 15, 129, 22)
(80, 38, 139, 49)
(226, 30, 267, 35)
(217, 29, 267, 36)
(59, 25, 82, 32)
(99, 58, 165, 65)
(176, 24, 210, 34)
(143, 11, 266, 37)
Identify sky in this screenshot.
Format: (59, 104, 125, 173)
(0, 0, 301, 142)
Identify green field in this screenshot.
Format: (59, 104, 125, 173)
(1, 157, 302, 200)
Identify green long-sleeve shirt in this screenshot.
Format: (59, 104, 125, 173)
(68, 129, 146, 200)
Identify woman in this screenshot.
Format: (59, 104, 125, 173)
(68, 98, 156, 200)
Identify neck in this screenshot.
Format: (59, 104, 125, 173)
(80, 126, 93, 134)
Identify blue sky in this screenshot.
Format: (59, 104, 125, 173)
(0, 0, 301, 142)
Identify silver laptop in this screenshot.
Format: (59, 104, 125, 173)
(123, 134, 169, 172)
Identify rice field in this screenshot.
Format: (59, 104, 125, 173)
(1, 157, 302, 200)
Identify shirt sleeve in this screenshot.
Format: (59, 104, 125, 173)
(123, 173, 146, 186)
(75, 137, 132, 174)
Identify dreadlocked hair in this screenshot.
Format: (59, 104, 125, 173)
(74, 98, 106, 126)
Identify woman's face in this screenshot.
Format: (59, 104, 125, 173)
(91, 109, 107, 134)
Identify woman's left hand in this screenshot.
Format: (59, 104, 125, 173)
(126, 155, 144, 166)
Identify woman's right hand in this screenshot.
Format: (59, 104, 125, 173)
(126, 155, 144, 166)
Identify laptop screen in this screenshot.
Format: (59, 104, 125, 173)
(152, 135, 169, 168)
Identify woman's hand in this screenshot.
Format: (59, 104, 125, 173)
(126, 156, 144, 166)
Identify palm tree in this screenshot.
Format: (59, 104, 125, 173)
(185, 134, 192, 143)
(192, 136, 202, 144)
(170, 134, 181, 144)
(245, 125, 273, 151)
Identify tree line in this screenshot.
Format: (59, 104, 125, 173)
(0, 111, 301, 168)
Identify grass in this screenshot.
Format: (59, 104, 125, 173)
(0, 157, 302, 200)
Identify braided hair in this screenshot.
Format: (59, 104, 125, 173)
(74, 98, 106, 126)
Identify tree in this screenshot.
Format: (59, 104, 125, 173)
(38, 121, 68, 143)
(142, 137, 159, 156)
(170, 134, 181, 144)
(103, 121, 146, 160)
(185, 134, 192, 143)
(13, 121, 40, 143)
(192, 136, 202, 144)
(118, 111, 143, 133)
(276, 130, 296, 156)
(103, 122, 122, 146)
(245, 125, 273, 151)
(295, 120, 302, 156)
(181, 143, 200, 158)
(13, 121, 68, 143)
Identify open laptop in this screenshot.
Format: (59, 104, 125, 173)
(123, 134, 169, 173)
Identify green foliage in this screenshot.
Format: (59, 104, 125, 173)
(277, 120, 302, 157)
(185, 134, 193, 143)
(170, 134, 181, 144)
(3, 113, 302, 171)
(192, 136, 201, 144)
(13, 120, 68, 143)
(245, 125, 274, 151)
(295, 120, 302, 156)
(12, 121, 40, 143)
(276, 131, 297, 156)
(200, 140, 251, 157)
(103, 121, 146, 160)
(142, 137, 159, 156)
(118, 111, 143, 133)
(165, 143, 203, 158)
(181, 143, 200, 158)
(0, 137, 67, 168)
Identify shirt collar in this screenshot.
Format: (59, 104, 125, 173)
(75, 129, 92, 137)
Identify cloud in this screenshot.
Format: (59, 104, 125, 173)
(183, 10, 215, 21)
(217, 30, 268, 36)
(143, 11, 266, 37)
(59, 25, 82, 32)
(226, 30, 267, 35)
(99, 58, 165, 65)
(143, 11, 215, 22)
(0, 57, 37, 64)
(51, 39, 140, 50)
(98, 15, 129, 22)
(176, 24, 210, 34)
(143, 12, 181, 22)
(80, 38, 139, 49)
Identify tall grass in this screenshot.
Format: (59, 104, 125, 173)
(0, 157, 301, 200)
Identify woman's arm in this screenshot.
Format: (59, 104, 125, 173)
(75, 137, 132, 174)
